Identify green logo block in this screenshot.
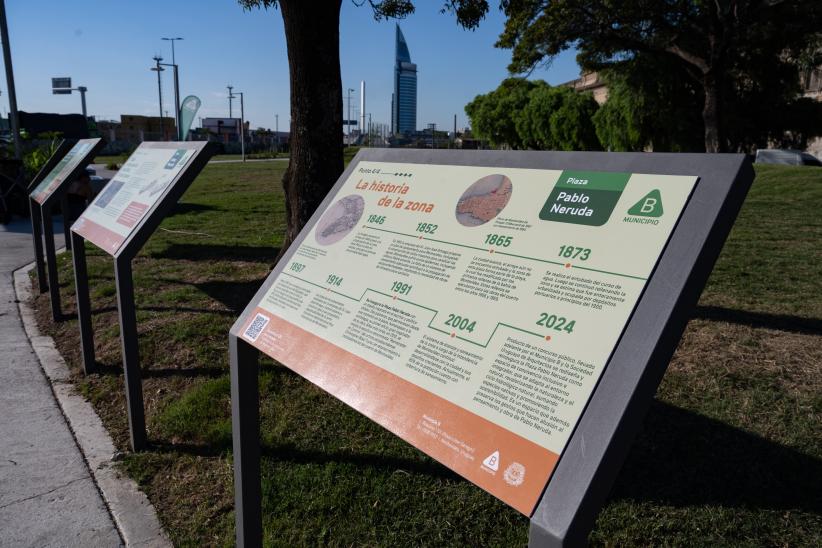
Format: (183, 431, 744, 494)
(628, 189, 664, 217)
(539, 170, 630, 227)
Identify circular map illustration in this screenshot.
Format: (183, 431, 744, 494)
(314, 194, 365, 245)
(455, 174, 513, 226)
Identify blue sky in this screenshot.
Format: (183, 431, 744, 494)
(2, 0, 581, 132)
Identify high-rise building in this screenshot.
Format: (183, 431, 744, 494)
(391, 24, 417, 134)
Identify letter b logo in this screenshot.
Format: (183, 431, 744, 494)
(628, 189, 664, 217)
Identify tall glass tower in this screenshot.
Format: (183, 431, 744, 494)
(391, 24, 417, 134)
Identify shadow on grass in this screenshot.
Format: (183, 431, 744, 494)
(149, 243, 279, 263)
(692, 305, 822, 336)
(66, 305, 238, 320)
(167, 202, 220, 217)
(611, 401, 822, 513)
(193, 279, 266, 314)
(90, 363, 226, 379)
(138, 398, 821, 513)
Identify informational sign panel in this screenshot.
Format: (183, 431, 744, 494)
(73, 143, 203, 255)
(30, 138, 100, 204)
(237, 161, 698, 514)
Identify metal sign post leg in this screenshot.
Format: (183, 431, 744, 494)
(114, 257, 147, 451)
(230, 334, 262, 548)
(71, 232, 95, 374)
(29, 199, 47, 293)
(42, 205, 62, 321)
(60, 195, 72, 251)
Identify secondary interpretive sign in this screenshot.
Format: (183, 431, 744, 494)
(30, 138, 101, 204)
(237, 160, 698, 514)
(72, 142, 206, 255)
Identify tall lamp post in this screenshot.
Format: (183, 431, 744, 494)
(150, 56, 165, 139)
(161, 37, 183, 140)
(0, 0, 21, 158)
(237, 91, 245, 162)
(158, 61, 180, 141)
(346, 87, 354, 146)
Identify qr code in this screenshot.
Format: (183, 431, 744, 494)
(243, 313, 270, 342)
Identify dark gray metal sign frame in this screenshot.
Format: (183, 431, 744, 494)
(28, 137, 105, 321)
(228, 149, 754, 547)
(70, 141, 218, 451)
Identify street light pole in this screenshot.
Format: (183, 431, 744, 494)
(162, 37, 183, 140)
(238, 91, 245, 162)
(151, 56, 165, 139)
(346, 87, 354, 146)
(0, 0, 21, 159)
(78, 86, 87, 119)
(161, 37, 182, 66)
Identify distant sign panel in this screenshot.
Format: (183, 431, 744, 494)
(237, 160, 698, 514)
(30, 138, 100, 204)
(73, 142, 207, 255)
(52, 77, 71, 93)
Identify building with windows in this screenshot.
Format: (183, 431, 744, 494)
(391, 24, 417, 135)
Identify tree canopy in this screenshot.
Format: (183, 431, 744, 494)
(465, 79, 601, 150)
(496, 0, 822, 152)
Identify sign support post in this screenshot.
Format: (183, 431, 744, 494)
(29, 198, 48, 293)
(27, 139, 76, 294)
(230, 335, 262, 547)
(27, 138, 104, 320)
(71, 141, 217, 451)
(70, 230, 95, 374)
(114, 256, 147, 450)
(227, 149, 753, 546)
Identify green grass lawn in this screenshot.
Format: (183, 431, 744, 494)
(33, 162, 821, 546)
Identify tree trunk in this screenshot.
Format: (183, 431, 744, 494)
(277, 0, 344, 261)
(701, 72, 721, 153)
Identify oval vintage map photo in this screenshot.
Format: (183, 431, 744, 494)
(455, 174, 513, 227)
(314, 194, 365, 245)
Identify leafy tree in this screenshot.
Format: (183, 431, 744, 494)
(467, 80, 601, 150)
(239, 0, 492, 257)
(539, 86, 600, 150)
(592, 58, 704, 152)
(465, 78, 535, 148)
(497, 0, 822, 153)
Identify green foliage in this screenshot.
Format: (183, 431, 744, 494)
(22, 132, 62, 180)
(465, 78, 535, 148)
(466, 79, 601, 150)
(497, 0, 822, 152)
(592, 59, 704, 152)
(238, 0, 489, 29)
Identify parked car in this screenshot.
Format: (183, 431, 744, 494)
(755, 149, 822, 166)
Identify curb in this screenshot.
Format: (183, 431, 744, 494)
(14, 262, 172, 548)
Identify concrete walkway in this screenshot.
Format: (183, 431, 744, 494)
(0, 216, 122, 546)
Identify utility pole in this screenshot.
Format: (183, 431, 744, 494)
(151, 56, 165, 139)
(359, 80, 365, 145)
(156, 60, 180, 140)
(162, 37, 182, 65)
(77, 86, 88, 119)
(346, 87, 354, 146)
(162, 38, 183, 140)
(275, 114, 279, 153)
(238, 91, 245, 162)
(227, 85, 234, 118)
(0, 0, 21, 158)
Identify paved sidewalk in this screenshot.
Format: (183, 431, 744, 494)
(0, 217, 122, 546)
